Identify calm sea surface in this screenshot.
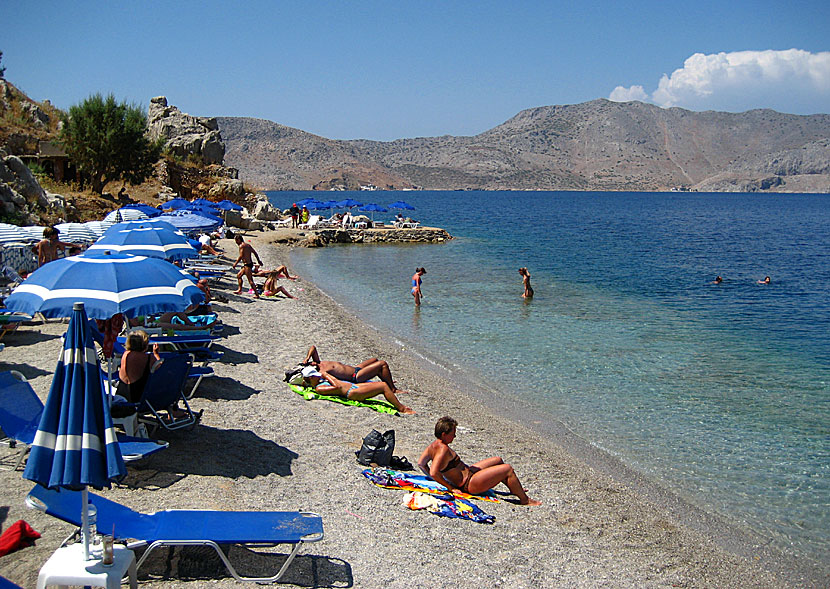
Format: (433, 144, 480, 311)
(268, 190, 829, 561)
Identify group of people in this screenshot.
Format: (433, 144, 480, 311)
(713, 275, 772, 285)
(409, 266, 533, 307)
(295, 346, 540, 505)
(231, 234, 296, 298)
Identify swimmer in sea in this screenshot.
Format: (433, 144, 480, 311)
(417, 416, 541, 505)
(714, 275, 723, 284)
(519, 267, 534, 298)
(411, 267, 426, 306)
(757, 276, 771, 285)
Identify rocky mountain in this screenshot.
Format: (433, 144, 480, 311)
(218, 99, 830, 192)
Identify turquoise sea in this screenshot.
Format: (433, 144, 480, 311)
(268, 190, 829, 564)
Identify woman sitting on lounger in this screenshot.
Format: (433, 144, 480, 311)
(117, 330, 163, 403)
(300, 366, 415, 414)
(417, 416, 541, 505)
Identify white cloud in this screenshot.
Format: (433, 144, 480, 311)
(609, 85, 648, 103)
(609, 49, 830, 114)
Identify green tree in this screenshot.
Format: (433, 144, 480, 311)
(60, 93, 163, 194)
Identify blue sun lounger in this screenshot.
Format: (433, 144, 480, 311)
(27, 485, 324, 584)
(0, 371, 167, 470)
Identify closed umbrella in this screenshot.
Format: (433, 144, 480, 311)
(54, 223, 99, 244)
(4, 251, 205, 320)
(24, 302, 126, 559)
(104, 209, 148, 223)
(87, 220, 198, 261)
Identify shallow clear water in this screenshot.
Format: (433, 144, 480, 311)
(270, 190, 830, 560)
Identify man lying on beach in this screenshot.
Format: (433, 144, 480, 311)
(302, 345, 410, 396)
(300, 366, 415, 415)
(232, 235, 263, 298)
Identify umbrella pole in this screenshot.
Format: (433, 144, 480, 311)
(81, 486, 90, 560)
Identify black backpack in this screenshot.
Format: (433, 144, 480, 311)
(356, 429, 395, 466)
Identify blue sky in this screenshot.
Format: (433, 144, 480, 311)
(4, 1, 829, 141)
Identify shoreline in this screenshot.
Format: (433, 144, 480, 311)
(0, 234, 824, 587)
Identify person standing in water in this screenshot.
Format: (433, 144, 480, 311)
(519, 267, 534, 298)
(411, 267, 426, 306)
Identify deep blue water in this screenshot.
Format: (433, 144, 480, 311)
(268, 190, 829, 561)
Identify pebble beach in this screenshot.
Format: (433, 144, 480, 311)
(0, 233, 822, 588)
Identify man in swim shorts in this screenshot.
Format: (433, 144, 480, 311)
(231, 234, 263, 298)
(301, 345, 410, 396)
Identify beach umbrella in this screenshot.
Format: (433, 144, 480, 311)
(22, 226, 48, 241)
(120, 203, 162, 218)
(24, 301, 126, 559)
(0, 223, 30, 244)
(337, 198, 363, 209)
(216, 200, 243, 211)
(86, 220, 198, 261)
(104, 209, 148, 223)
(184, 204, 221, 217)
(388, 200, 416, 211)
(359, 203, 387, 223)
(54, 223, 99, 244)
(160, 198, 190, 210)
(4, 251, 205, 320)
(191, 198, 215, 206)
(82, 221, 114, 239)
(296, 197, 317, 206)
(159, 210, 222, 233)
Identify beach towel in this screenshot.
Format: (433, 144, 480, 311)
(403, 491, 495, 524)
(0, 520, 40, 557)
(288, 384, 399, 415)
(362, 467, 500, 503)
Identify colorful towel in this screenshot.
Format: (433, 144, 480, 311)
(288, 384, 399, 415)
(362, 467, 500, 503)
(403, 491, 495, 524)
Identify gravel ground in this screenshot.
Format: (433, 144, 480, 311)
(0, 233, 824, 588)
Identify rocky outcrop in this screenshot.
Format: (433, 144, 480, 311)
(0, 150, 63, 223)
(148, 97, 225, 165)
(308, 227, 452, 246)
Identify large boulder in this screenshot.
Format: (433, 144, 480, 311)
(3, 156, 47, 207)
(148, 96, 226, 165)
(252, 200, 280, 221)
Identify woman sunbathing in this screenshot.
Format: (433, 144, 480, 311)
(301, 366, 415, 414)
(417, 416, 541, 505)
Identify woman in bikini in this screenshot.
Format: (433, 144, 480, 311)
(116, 330, 163, 403)
(417, 416, 541, 505)
(519, 267, 534, 298)
(300, 366, 415, 414)
(411, 267, 426, 306)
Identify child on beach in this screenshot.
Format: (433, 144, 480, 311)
(418, 416, 541, 505)
(411, 267, 426, 306)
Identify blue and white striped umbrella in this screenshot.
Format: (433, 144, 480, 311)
(0, 223, 30, 244)
(4, 251, 205, 320)
(159, 210, 222, 233)
(21, 226, 48, 242)
(103, 208, 148, 223)
(82, 220, 114, 239)
(86, 219, 198, 261)
(55, 223, 99, 244)
(23, 302, 125, 558)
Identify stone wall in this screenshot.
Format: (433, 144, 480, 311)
(311, 227, 452, 245)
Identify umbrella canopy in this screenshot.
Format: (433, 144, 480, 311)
(216, 200, 243, 211)
(23, 302, 126, 558)
(296, 197, 318, 206)
(54, 223, 99, 244)
(337, 198, 363, 208)
(388, 200, 416, 210)
(120, 203, 162, 218)
(22, 226, 48, 241)
(0, 223, 31, 244)
(4, 251, 205, 319)
(161, 198, 190, 210)
(309, 201, 331, 211)
(191, 198, 215, 206)
(184, 203, 221, 217)
(104, 209, 148, 223)
(86, 220, 199, 261)
(359, 203, 387, 223)
(159, 210, 222, 233)
(82, 221, 114, 239)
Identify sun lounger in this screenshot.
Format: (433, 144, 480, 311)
(27, 485, 324, 584)
(135, 355, 201, 434)
(0, 371, 168, 469)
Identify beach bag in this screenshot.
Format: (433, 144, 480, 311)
(284, 365, 305, 386)
(356, 429, 395, 466)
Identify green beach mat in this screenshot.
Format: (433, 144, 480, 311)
(288, 383, 399, 415)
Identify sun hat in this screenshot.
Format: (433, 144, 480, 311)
(301, 366, 321, 378)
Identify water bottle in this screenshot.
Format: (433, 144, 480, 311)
(86, 501, 98, 545)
